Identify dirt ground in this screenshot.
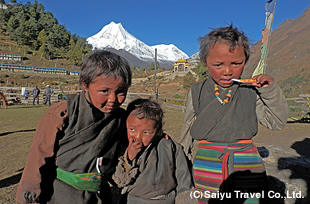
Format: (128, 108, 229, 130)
(253, 121, 310, 151)
(253, 121, 310, 204)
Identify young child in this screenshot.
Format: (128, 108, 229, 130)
(179, 25, 288, 204)
(16, 50, 132, 204)
(113, 98, 195, 204)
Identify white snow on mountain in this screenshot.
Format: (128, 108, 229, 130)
(87, 22, 189, 63)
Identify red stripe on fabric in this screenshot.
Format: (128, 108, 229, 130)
(222, 152, 229, 181)
(193, 175, 222, 184)
(198, 145, 225, 151)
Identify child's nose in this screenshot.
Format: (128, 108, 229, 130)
(135, 133, 142, 141)
(108, 92, 116, 102)
(223, 66, 233, 75)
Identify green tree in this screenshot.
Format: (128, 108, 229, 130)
(66, 36, 92, 65)
(2, 1, 92, 64)
(37, 29, 47, 57)
(7, 15, 19, 39)
(39, 43, 48, 58)
(0, 7, 10, 33)
(14, 25, 27, 45)
(196, 62, 209, 79)
(38, 11, 56, 33)
(37, 29, 47, 47)
(66, 38, 75, 61)
(21, 45, 30, 55)
(26, 17, 40, 49)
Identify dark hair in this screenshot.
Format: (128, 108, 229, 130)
(79, 50, 132, 88)
(199, 25, 250, 65)
(127, 98, 164, 136)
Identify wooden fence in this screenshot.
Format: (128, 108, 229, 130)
(0, 87, 309, 119)
(285, 94, 310, 119)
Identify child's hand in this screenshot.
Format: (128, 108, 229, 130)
(127, 137, 143, 161)
(252, 74, 274, 88)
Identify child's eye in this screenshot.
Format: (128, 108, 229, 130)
(214, 64, 222, 68)
(102, 90, 109, 94)
(117, 92, 126, 97)
(144, 131, 154, 135)
(117, 89, 128, 96)
(232, 62, 243, 66)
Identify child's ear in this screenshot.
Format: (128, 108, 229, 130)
(81, 83, 88, 92)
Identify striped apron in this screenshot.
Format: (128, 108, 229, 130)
(193, 140, 267, 204)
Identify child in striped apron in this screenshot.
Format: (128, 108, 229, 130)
(180, 25, 288, 204)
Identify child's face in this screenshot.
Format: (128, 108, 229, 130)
(126, 114, 156, 147)
(205, 41, 245, 88)
(82, 75, 128, 113)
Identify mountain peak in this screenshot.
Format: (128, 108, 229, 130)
(87, 21, 189, 65)
(103, 21, 124, 32)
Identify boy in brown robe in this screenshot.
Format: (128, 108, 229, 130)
(16, 51, 132, 204)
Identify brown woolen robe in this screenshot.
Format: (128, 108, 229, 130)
(16, 92, 128, 204)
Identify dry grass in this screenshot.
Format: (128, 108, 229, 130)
(162, 110, 184, 141)
(0, 105, 49, 203)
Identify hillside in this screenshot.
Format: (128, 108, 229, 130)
(2, 6, 310, 98)
(244, 7, 310, 97)
(0, 36, 77, 71)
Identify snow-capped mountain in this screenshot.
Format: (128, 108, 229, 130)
(87, 22, 189, 65)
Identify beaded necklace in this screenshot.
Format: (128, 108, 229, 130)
(214, 84, 232, 105)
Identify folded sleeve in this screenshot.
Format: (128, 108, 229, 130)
(256, 82, 288, 130)
(179, 90, 196, 160)
(16, 102, 67, 203)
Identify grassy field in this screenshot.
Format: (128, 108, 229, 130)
(0, 105, 50, 203)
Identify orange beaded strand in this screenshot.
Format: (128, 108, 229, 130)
(214, 85, 232, 105)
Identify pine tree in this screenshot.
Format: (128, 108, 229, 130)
(2, 1, 92, 65)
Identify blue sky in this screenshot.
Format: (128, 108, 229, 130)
(17, 0, 310, 57)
